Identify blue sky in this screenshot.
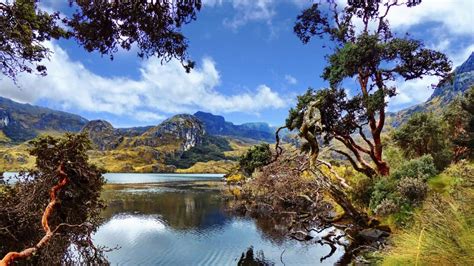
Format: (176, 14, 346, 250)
(1, 0, 473, 128)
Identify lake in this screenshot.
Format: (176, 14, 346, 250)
(93, 173, 347, 265)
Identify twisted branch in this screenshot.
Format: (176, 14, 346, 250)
(1, 163, 69, 266)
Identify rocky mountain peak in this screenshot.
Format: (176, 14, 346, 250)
(457, 52, 474, 74)
(142, 114, 205, 151)
(81, 120, 122, 150)
(81, 120, 114, 133)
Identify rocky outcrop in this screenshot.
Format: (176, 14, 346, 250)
(134, 114, 205, 152)
(82, 114, 206, 154)
(81, 120, 123, 151)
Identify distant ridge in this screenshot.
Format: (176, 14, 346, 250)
(0, 97, 88, 142)
(194, 111, 276, 142)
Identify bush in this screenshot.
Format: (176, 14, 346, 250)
(397, 177, 428, 204)
(374, 198, 399, 216)
(391, 155, 438, 181)
(239, 143, 273, 176)
(350, 176, 374, 207)
(383, 146, 405, 171)
(369, 177, 398, 210)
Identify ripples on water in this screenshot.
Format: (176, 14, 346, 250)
(90, 173, 346, 265)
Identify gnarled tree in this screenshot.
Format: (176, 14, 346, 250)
(0, 134, 107, 264)
(291, 0, 451, 177)
(0, 0, 201, 80)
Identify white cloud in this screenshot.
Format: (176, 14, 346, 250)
(386, 0, 474, 36)
(285, 74, 297, 85)
(0, 42, 287, 122)
(388, 75, 439, 110)
(205, 0, 276, 30)
(333, 0, 474, 36)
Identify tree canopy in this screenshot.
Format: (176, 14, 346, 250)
(0, 0, 202, 80)
(287, 0, 451, 177)
(444, 86, 474, 160)
(393, 112, 452, 170)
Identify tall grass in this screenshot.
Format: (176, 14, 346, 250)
(382, 162, 474, 265)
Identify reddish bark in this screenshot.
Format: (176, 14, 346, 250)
(0, 163, 68, 266)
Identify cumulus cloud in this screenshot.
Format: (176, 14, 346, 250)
(385, 0, 474, 36)
(334, 0, 473, 36)
(204, 0, 276, 29)
(388, 75, 439, 110)
(285, 74, 298, 85)
(0, 42, 287, 123)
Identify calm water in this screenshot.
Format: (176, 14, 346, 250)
(93, 173, 347, 265)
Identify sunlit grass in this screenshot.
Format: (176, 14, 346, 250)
(382, 161, 474, 265)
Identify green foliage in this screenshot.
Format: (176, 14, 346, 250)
(286, 88, 364, 143)
(0, 133, 107, 264)
(350, 176, 374, 208)
(1, 0, 202, 79)
(429, 160, 474, 194)
(393, 112, 452, 170)
(391, 155, 438, 181)
(0, 0, 66, 79)
(368, 156, 435, 223)
(238, 143, 273, 176)
(369, 177, 397, 210)
(294, 2, 451, 86)
(383, 145, 405, 171)
(444, 86, 474, 159)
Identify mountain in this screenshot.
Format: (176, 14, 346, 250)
(0, 97, 88, 143)
(81, 120, 124, 150)
(194, 111, 276, 142)
(391, 52, 474, 127)
(0, 98, 269, 173)
(121, 114, 205, 151)
(78, 113, 240, 173)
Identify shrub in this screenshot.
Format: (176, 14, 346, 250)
(350, 176, 374, 208)
(383, 146, 405, 172)
(444, 160, 474, 184)
(374, 198, 399, 216)
(391, 155, 438, 181)
(369, 177, 398, 210)
(239, 143, 273, 176)
(397, 177, 428, 204)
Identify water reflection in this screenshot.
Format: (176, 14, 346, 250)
(101, 183, 228, 230)
(238, 246, 275, 266)
(93, 175, 346, 265)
